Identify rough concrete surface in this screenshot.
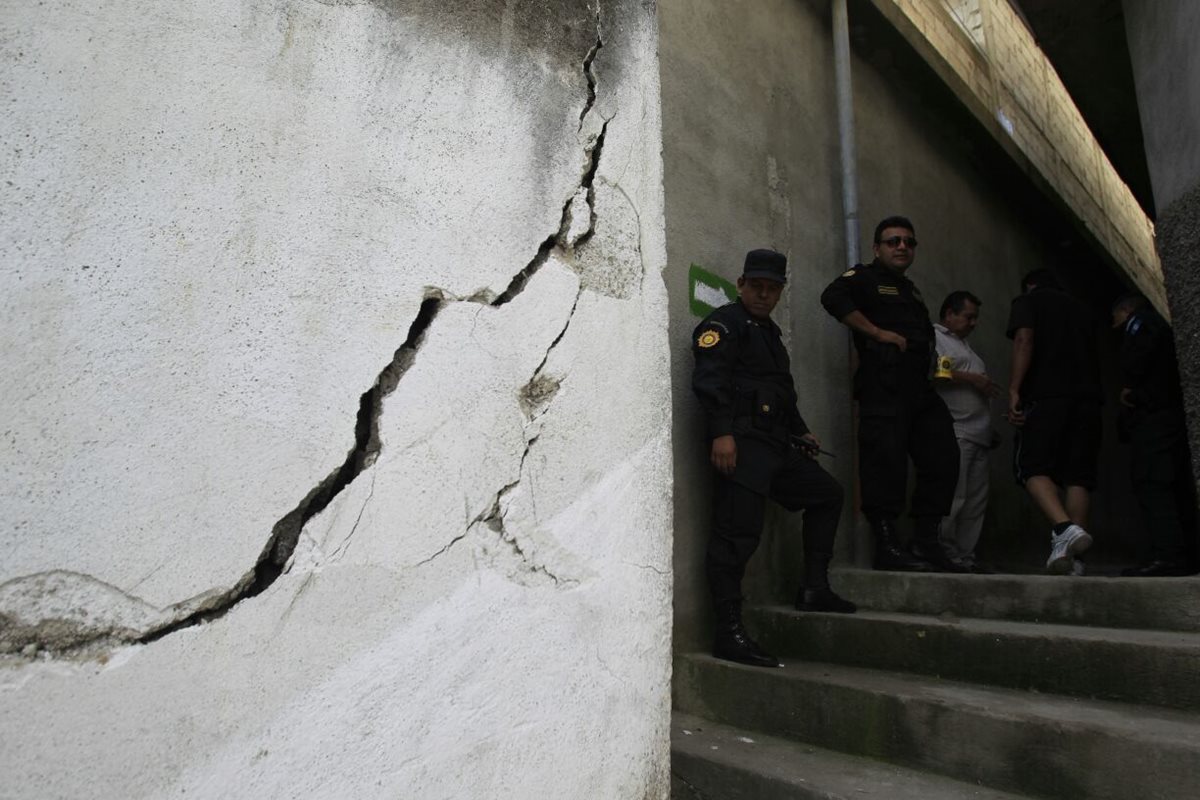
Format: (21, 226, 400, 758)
(1124, 0, 1200, 561)
(1, 0, 673, 796)
(675, 654, 1200, 800)
(1123, 0, 1200, 211)
(1157, 182, 1200, 532)
(747, 605, 1200, 711)
(672, 712, 1026, 800)
(2, 0, 602, 633)
(831, 567, 1200, 631)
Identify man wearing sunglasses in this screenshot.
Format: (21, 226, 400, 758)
(820, 216, 962, 572)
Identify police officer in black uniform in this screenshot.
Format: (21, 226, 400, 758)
(693, 249, 855, 669)
(1112, 294, 1198, 576)
(820, 216, 962, 572)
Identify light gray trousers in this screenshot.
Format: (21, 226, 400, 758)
(940, 439, 990, 562)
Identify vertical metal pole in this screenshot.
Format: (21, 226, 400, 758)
(833, 0, 864, 564)
(833, 0, 860, 267)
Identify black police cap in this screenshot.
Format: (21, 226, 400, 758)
(743, 249, 787, 283)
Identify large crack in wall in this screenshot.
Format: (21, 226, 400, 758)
(1, 10, 610, 658)
(403, 136, 611, 586)
(141, 295, 445, 646)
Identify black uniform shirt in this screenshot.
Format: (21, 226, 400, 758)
(691, 300, 809, 444)
(1120, 311, 1182, 412)
(820, 260, 938, 404)
(820, 260, 935, 352)
(1006, 286, 1101, 402)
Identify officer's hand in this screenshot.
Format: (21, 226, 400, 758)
(1119, 388, 1136, 408)
(875, 329, 908, 352)
(798, 433, 821, 460)
(711, 435, 737, 474)
(1006, 390, 1025, 427)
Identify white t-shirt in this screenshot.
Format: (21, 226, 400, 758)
(934, 323, 992, 446)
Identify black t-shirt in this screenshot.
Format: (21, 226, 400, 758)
(1006, 286, 1101, 402)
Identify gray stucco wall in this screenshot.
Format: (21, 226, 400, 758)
(660, 0, 1137, 650)
(1123, 0, 1200, 211)
(1156, 187, 1200, 496)
(1125, 0, 1200, 528)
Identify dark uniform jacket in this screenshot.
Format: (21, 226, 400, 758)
(820, 260, 936, 407)
(692, 300, 809, 494)
(1120, 311, 1184, 432)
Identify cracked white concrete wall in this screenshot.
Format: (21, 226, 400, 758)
(0, 0, 672, 796)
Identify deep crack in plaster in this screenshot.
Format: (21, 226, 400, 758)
(578, 3, 603, 129)
(3, 10, 609, 656)
(413, 18, 606, 585)
(139, 295, 445, 647)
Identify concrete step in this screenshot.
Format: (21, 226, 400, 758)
(830, 567, 1200, 632)
(673, 653, 1200, 800)
(672, 712, 1031, 800)
(745, 605, 1200, 711)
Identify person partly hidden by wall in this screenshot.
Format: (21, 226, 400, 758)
(1111, 294, 1199, 576)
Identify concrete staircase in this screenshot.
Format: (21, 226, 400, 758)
(672, 568, 1200, 799)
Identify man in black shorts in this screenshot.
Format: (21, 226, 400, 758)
(1006, 269, 1102, 574)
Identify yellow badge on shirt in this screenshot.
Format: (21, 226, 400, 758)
(697, 330, 721, 348)
(935, 356, 953, 379)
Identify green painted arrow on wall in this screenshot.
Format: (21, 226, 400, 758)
(689, 263, 737, 317)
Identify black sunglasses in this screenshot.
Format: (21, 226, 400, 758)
(880, 236, 918, 248)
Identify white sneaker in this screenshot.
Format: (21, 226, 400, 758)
(1071, 559, 1086, 577)
(1047, 525, 1093, 574)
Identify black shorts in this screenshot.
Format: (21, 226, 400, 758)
(1012, 397, 1101, 489)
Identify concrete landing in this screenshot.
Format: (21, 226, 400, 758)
(672, 712, 1030, 800)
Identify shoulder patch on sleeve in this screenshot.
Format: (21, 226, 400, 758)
(841, 268, 857, 277)
(697, 329, 721, 348)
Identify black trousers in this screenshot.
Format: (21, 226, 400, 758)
(1130, 410, 1197, 562)
(707, 448, 844, 602)
(858, 388, 959, 522)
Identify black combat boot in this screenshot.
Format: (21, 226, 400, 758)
(909, 516, 970, 573)
(795, 586, 858, 613)
(795, 553, 857, 613)
(712, 599, 781, 668)
(871, 518, 934, 572)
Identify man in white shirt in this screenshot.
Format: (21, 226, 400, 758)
(933, 291, 1000, 571)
